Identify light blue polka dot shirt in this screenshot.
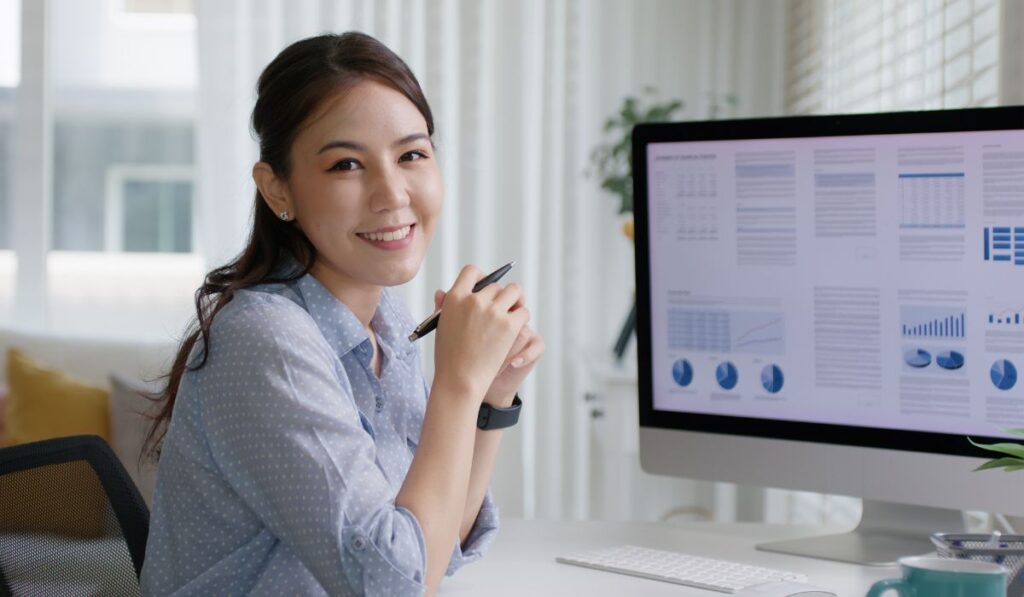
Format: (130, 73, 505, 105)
(141, 267, 499, 596)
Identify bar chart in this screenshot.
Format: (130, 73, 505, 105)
(900, 306, 966, 338)
(983, 226, 1024, 266)
(989, 308, 1024, 326)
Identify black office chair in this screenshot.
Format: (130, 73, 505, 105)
(0, 434, 149, 596)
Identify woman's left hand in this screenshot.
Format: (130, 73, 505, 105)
(433, 289, 545, 407)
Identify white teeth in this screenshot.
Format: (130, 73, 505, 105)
(359, 225, 411, 242)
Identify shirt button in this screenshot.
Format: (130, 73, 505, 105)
(375, 396, 384, 412)
(352, 535, 367, 551)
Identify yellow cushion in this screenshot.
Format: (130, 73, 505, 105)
(4, 348, 111, 447)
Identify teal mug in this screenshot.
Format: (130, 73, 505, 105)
(867, 555, 1007, 596)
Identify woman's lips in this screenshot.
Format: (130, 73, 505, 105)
(356, 223, 415, 250)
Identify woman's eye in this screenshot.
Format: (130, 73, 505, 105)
(329, 159, 360, 172)
(400, 150, 429, 162)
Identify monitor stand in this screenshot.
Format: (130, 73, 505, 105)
(756, 500, 963, 567)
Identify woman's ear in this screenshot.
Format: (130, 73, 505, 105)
(253, 162, 293, 220)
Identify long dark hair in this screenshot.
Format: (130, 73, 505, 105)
(143, 32, 435, 460)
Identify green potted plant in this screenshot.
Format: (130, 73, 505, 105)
(970, 432, 1024, 471)
(589, 88, 684, 218)
(587, 88, 737, 359)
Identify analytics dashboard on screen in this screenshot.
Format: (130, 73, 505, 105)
(647, 128, 1024, 438)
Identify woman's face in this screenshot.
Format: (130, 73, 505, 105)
(281, 79, 442, 289)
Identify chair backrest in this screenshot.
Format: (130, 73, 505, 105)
(0, 435, 150, 596)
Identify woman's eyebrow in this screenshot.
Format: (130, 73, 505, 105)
(317, 132, 429, 154)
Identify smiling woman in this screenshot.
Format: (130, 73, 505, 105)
(139, 32, 543, 597)
(253, 79, 443, 305)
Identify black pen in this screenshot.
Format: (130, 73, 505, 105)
(408, 261, 516, 342)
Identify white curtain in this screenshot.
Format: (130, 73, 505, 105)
(1001, 0, 1024, 105)
(786, 0, 1004, 114)
(194, 0, 786, 520)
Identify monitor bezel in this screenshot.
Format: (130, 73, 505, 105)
(633, 105, 1024, 459)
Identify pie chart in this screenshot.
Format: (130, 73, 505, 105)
(935, 350, 964, 370)
(903, 348, 931, 368)
(761, 364, 784, 393)
(991, 359, 1018, 391)
(672, 358, 693, 387)
(716, 361, 739, 390)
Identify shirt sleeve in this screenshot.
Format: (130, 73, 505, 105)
(445, 487, 500, 576)
(198, 298, 427, 596)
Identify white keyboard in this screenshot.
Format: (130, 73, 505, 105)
(555, 544, 808, 594)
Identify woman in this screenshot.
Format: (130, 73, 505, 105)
(141, 32, 544, 596)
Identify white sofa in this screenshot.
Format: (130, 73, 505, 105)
(0, 327, 178, 504)
(0, 328, 176, 390)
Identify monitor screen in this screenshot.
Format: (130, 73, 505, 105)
(634, 107, 1024, 456)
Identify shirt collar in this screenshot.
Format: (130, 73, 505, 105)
(292, 269, 419, 362)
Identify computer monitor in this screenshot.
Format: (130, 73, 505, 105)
(633, 106, 1024, 566)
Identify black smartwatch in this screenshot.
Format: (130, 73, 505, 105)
(477, 394, 522, 430)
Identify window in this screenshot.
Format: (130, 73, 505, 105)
(105, 165, 194, 253)
(786, 0, 1001, 114)
(0, 0, 18, 327)
(37, 0, 201, 338)
(0, 0, 18, 252)
(50, 0, 196, 254)
(122, 0, 193, 14)
(52, 122, 194, 251)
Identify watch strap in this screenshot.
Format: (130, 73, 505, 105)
(477, 394, 522, 430)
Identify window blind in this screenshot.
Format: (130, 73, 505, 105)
(786, 0, 1001, 114)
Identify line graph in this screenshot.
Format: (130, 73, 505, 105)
(667, 309, 784, 355)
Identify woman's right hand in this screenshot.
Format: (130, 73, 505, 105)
(432, 264, 530, 403)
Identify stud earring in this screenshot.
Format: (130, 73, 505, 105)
(279, 210, 290, 221)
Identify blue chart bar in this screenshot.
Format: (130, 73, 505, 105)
(902, 308, 966, 338)
(991, 310, 1024, 326)
(986, 226, 1024, 265)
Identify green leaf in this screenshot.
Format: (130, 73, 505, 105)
(968, 438, 1024, 460)
(590, 93, 702, 212)
(644, 103, 682, 123)
(620, 97, 639, 124)
(974, 457, 1024, 472)
(611, 136, 632, 159)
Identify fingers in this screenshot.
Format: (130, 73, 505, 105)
(449, 264, 484, 296)
(448, 264, 503, 302)
(493, 282, 523, 312)
(448, 264, 529, 335)
(510, 333, 546, 369)
(433, 289, 446, 311)
(503, 325, 532, 366)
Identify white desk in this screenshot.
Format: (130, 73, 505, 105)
(441, 519, 899, 596)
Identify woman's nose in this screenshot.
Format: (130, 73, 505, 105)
(369, 167, 410, 211)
